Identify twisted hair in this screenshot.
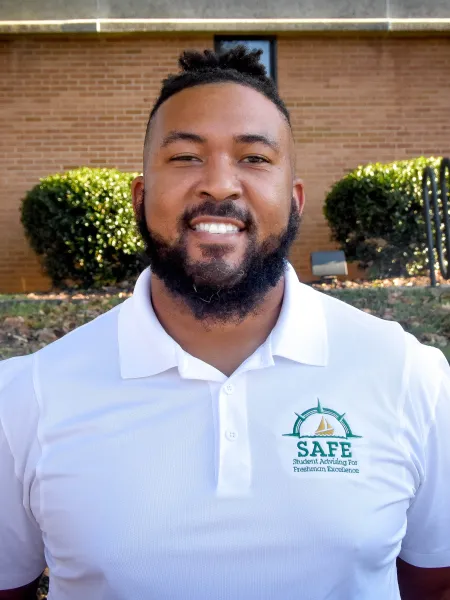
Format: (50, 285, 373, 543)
(144, 46, 290, 153)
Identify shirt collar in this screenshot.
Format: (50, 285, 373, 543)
(118, 268, 178, 379)
(118, 263, 328, 379)
(269, 263, 328, 367)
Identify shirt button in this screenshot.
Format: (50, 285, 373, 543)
(224, 383, 234, 395)
(225, 430, 238, 441)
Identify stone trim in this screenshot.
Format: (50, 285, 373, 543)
(1, 18, 450, 34)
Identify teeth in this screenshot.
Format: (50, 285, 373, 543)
(194, 222, 240, 234)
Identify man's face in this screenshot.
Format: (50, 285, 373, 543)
(132, 82, 304, 321)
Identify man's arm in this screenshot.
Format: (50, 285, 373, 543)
(0, 358, 46, 594)
(397, 558, 450, 600)
(397, 341, 450, 596)
(0, 574, 43, 600)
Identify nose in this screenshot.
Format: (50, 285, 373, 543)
(196, 155, 242, 202)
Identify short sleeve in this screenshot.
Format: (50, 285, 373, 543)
(0, 356, 46, 590)
(399, 344, 450, 568)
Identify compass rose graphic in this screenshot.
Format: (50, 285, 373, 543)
(283, 399, 362, 439)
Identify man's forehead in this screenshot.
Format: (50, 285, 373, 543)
(149, 82, 291, 147)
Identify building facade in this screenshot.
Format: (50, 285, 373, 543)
(1, 1, 450, 291)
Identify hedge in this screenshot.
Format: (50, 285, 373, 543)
(21, 168, 145, 288)
(324, 157, 445, 278)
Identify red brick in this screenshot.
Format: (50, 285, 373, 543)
(0, 34, 449, 291)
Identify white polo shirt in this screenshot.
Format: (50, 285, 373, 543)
(1, 264, 449, 599)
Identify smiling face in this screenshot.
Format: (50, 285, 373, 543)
(132, 81, 304, 321)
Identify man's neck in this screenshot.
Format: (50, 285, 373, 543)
(150, 276, 286, 377)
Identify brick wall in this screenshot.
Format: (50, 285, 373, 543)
(277, 36, 450, 277)
(0, 34, 449, 292)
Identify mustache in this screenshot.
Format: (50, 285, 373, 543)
(181, 200, 255, 230)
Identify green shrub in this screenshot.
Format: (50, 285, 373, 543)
(324, 157, 445, 278)
(21, 168, 145, 288)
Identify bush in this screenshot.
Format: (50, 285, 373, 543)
(21, 167, 145, 288)
(324, 157, 444, 278)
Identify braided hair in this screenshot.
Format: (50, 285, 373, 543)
(144, 45, 291, 152)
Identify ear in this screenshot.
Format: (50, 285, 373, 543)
(292, 178, 305, 216)
(131, 175, 144, 218)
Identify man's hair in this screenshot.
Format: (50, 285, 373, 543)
(144, 45, 291, 152)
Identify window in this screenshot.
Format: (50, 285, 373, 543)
(214, 37, 277, 83)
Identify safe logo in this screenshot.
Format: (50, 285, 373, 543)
(283, 400, 363, 475)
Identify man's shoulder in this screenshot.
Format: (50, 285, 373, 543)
(312, 285, 405, 343)
(316, 286, 444, 363)
(0, 303, 126, 465)
(0, 302, 123, 403)
(37, 301, 122, 365)
(0, 353, 40, 472)
(0, 352, 35, 405)
(27, 303, 128, 410)
(313, 285, 448, 401)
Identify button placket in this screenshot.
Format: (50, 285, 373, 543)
(217, 377, 251, 496)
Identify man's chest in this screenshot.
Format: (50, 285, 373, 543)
(33, 367, 413, 598)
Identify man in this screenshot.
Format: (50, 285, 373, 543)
(0, 46, 449, 600)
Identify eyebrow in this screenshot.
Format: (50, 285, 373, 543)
(234, 134, 280, 153)
(160, 130, 280, 152)
(161, 131, 206, 147)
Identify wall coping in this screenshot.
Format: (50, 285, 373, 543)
(1, 18, 450, 34)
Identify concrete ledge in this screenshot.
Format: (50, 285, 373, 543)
(1, 18, 450, 34)
(390, 20, 450, 30)
(98, 19, 390, 33)
(0, 22, 99, 33)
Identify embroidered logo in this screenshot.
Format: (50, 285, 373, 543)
(283, 399, 363, 475)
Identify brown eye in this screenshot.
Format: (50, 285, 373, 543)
(242, 155, 270, 164)
(170, 155, 201, 162)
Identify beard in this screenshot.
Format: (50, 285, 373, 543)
(136, 196, 300, 323)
